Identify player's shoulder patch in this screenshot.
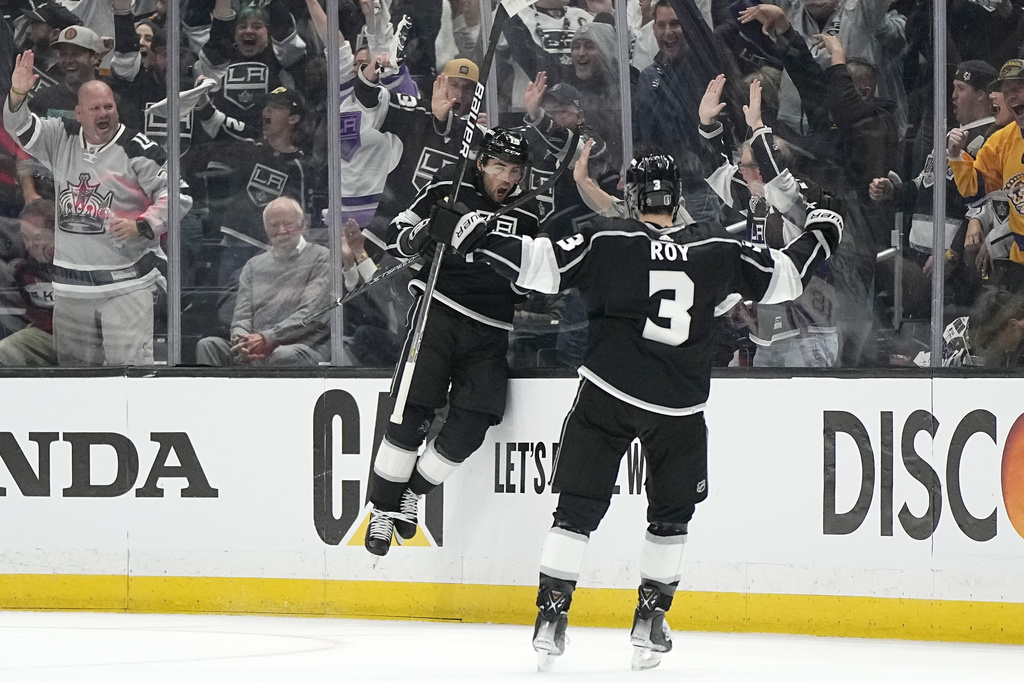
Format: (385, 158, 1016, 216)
(390, 91, 425, 113)
(117, 127, 167, 165)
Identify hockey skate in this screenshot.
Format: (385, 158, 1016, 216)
(393, 488, 420, 544)
(364, 506, 396, 558)
(532, 578, 574, 672)
(629, 584, 673, 671)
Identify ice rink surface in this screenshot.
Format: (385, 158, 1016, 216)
(1, 611, 1022, 682)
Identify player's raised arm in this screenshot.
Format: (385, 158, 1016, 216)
(735, 208, 844, 305)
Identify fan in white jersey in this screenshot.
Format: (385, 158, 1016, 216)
(5, 50, 192, 365)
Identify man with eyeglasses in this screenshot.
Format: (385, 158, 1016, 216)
(195, 196, 330, 367)
(362, 127, 542, 557)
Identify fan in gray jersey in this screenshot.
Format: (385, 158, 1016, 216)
(431, 144, 843, 671)
(5, 50, 192, 366)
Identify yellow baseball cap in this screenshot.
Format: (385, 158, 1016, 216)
(442, 58, 479, 83)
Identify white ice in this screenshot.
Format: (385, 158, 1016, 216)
(0, 611, 1021, 682)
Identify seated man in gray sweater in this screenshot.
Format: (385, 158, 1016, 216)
(197, 197, 330, 366)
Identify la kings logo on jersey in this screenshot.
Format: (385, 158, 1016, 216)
(224, 62, 269, 111)
(528, 168, 555, 218)
(413, 147, 458, 191)
(916, 152, 955, 189)
(59, 173, 113, 234)
(145, 107, 193, 152)
(1006, 172, 1024, 216)
(493, 215, 518, 234)
(996, 200, 1011, 222)
(247, 164, 289, 206)
(539, 27, 574, 64)
(339, 111, 362, 162)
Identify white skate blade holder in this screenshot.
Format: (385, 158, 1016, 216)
(533, 619, 566, 672)
(537, 650, 559, 672)
(630, 645, 664, 671)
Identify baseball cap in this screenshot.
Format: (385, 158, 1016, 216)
(54, 25, 103, 54)
(263, 87, 305, 118)
(954, 60, 998, 90)
(22, 1, 80, 31)
(543, 83, 583, 110)
(442, 58, 479, 83)
(994, 59, 1024, 89)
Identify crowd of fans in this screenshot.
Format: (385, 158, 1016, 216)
(0, 0, 1021, 368)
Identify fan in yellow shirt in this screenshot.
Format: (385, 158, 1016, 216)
(949, 58, 1024, 264)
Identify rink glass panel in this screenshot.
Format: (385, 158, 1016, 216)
(0, 2, 978, 370)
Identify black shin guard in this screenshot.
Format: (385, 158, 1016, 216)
(537, 574, 576, 620)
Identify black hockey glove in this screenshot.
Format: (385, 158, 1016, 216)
(429, 203, 490, 256)
(397, 219, 435, 258)
(805, 208, 844, 253)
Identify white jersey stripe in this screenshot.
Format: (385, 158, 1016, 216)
(760, 249, 804, 305)
(579, 366, 707, 417)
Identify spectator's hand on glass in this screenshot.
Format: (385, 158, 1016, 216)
(947, 127, 969, 160)
(738, 3, 791, 37)
(699, 74, 727, 126)
(965, 218, 985, 251)
(432, 72, 458, 121)
(868, 177, 894, 201)
(525, 71, 548, 121)
(813, 33, 846, 65)
(743, 78, 764, 130)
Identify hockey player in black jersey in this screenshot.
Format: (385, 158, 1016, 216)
(431, 146, 843, 670)
(363, 127, 542, 557)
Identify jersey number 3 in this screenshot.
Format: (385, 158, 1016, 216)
(643, 271, 694, 346)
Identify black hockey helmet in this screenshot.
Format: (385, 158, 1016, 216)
(626, 154, 681, 218)
(478, 127, 530, 166)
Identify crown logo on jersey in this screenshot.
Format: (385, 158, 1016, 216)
(59, 173, 113, 234)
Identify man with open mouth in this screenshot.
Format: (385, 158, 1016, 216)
(194, 0, 307, 134)
(361, 128, 542, 558)
(5, 49, 192, 366)
(949, 59, 1024, 284)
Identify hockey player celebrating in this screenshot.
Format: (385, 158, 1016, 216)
(430, 143, 843, 670)
(363, 127, 542, 556)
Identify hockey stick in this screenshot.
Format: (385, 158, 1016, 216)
(300, 255, 421, 326)
(390, 0, 540, 424)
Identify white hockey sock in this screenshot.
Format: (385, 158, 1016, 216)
(639, 531, 687, 588)
(415, 440, 460, 486)
(539, 526, 590, 583)
(373, 438, 418, 483)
